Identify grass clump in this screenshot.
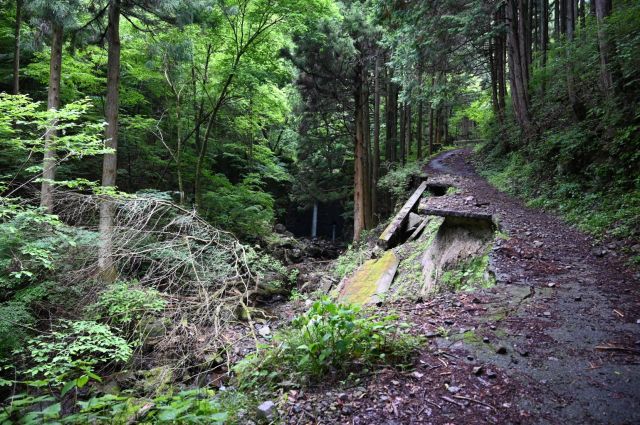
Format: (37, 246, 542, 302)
(440, 249, 495, 292)
(234, 297, 423, 389)
(333, 238, 370, 280)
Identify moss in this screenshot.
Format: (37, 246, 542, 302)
(338, 251, 399, 304)
(389, 217, 444, 300)
(439, 248, 495, 292)
(462, 330, 483, 345)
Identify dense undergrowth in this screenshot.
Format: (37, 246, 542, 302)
(472, 2, 640, 262)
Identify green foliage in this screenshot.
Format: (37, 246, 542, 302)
(89, 281, 166, 329)
(333, 238, 370, 279)
(0, 302, 35, 357)
(17, 320, 131, 386)
(377, 162, 422, 200)
(201, 174, 275, 238)
(0, 388, 239, 425)
(234, 298, 422, 388)
(439, 250, 495, 292)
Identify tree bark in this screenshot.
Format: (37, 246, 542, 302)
(554, 0, 560, 39)
(40, 23, 63, 213)
(565, 0, 585, 120)
(428, 99, 434, 155)
(399, 102, 406, 165)
(362, 62, 373, 228)
(594, 0, 613, 96)
(373, 53, 381, 218)
(385, 76, 398, 163)
(353, 60, 366, 241)
(98, 0, 121, 280)
(506, 0, 531, 127)
(416, 100, 423, 160)
(12, 0, 21, 94)
(405, 103, 412, 158)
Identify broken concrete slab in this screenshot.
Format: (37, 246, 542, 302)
(378, 181, 428, 250)
(407, 217, 430, 242)
(338, 250, 400, 304)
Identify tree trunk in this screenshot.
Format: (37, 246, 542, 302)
(417, 100, 423, 160)
(428, 105, 434, 155)
(40, 23, 63, 213)
(595, 0, 613, 96)
(353, 61, 366, 241)
(399, 102, 406, 165)
(12, 0, 21, 94)
(98, 0, 121, 280)
(506, 0, 531, 127)
(554, 0, 560, 39)
(539, 0, 549, 95)
(405, 104, 412, 158)
(385, 76, 398, 163)
(373, 53, 381, 217)
(565, 0, 585, 120)
(362, 63, 373, 228)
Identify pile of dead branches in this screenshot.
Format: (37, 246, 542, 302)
(53, 191, 259, 376)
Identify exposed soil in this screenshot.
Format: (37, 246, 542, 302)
(282, 149, 640, 424)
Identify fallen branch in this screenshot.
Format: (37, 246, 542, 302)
(441, 396, 465, 408)
(595, 345, 640, 355)
(453, 395, 496, 410)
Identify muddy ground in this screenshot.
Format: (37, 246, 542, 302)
(281, 149, 640, 425)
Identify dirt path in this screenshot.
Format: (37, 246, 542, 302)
(284, 149, 640, 424)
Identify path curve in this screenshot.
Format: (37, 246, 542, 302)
(285, 149, 640, 424)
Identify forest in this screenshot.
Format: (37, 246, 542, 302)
(0, 0, 639, 423)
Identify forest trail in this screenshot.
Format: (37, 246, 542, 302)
(285, 149, 640, 424)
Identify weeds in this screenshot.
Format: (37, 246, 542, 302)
(234, 297, 423, 389)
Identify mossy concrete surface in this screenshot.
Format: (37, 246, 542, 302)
(338, 250, 400, 304)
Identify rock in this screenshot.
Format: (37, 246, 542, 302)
(447, 385, 461, 394)
(257, 400, 275, 421)
(496, 346, 508, 355)
(464, 196, 474, 202)
(533, 240, 544, 248)
(274, 224, 287, 234)
(547, 282, 556, 288)
(412, 371, 424, 379)
(138, 366, 173, 395)
(483, 337, 490, 343)
(408, 212, 423, 231)
(258, 325, 271, 337)
(486, 370, 497, 379)
(525, 231, 532, 236)
(338, 393, 349, 401)
(472, 366, 483, 376)
(543, 311, 551, 317)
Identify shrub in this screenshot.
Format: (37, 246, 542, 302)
(0, 302, 35, 357)
(17, 320, 132, 386)
(333, 239, 370, 279)
(378, 162, 422, 200)
(234, 298, 422, 388)
(0, 388, 236, 424)
(90, 281, 166, 328)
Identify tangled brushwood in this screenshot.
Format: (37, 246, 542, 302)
(42, 190, 277, 375)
